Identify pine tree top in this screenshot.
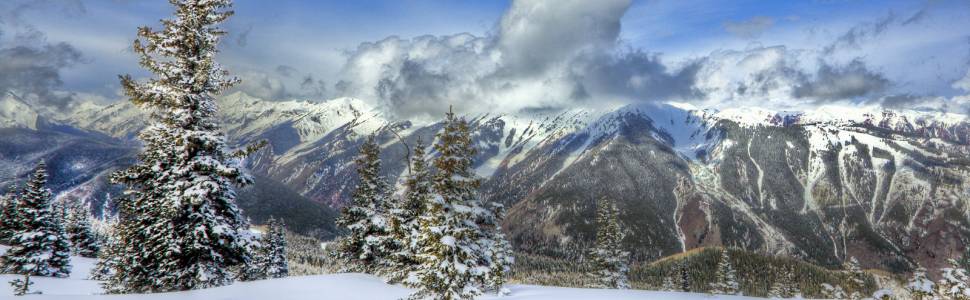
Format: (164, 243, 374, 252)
(121, 0, 237, 128)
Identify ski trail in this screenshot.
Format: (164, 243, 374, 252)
(746, 139, 766, 208)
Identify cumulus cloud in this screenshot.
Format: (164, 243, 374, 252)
(331, 0, 706, 119)
(723, 16, 775, 39)
(323, 0, 930, 118)
(232, 70, 289, 100)
(0, 1, 86, 110)
(496, 0, 630, 75)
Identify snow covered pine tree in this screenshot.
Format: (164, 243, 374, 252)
(588, 197, 630, 289)
(768, 266, 799, 298)
(710, 248, 740, 295)
(262, 217, 288, 279)
(0, 162, 72, 278)
(408, 108, 512, 300)
(386, 138, 432, 284)
(65, 202, 101, 257)
(89, 206, 121, 281)
(104, 0, 258, 293)
(335, 135, 392, 274)
(0, 189, 21, 244)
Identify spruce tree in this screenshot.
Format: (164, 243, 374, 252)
(588, 197, 630, 289)
(0, 190, 20, 244)
(106, 0, 254, 292)
(49, 219, 72, 278)
(409, 108, 510, 300)
(335, 135, 392, 274)
(680, 262, 690, 292)
(480, 204, 514, 295)
(821, 283, 847, 299)
(768, 266, 798, 298)
(90, 232, 120, 281)
(65, 202, 100, 258)
(660, 275, 678, 292)
(262, 217, 288, 279)
(1, 162, 72, 277)
(236, 232, 266, 282)
(710, 249, 740, 295)
(907, 266, 934, 300)
(386, 138, 431, 284)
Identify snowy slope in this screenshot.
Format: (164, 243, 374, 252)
(5, 273, 764, 300)
(0, 246, 765, 299)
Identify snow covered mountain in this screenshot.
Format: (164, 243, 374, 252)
(1, 92, 968, 274)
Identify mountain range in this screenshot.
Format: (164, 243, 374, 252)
(1, 92, 968, 274)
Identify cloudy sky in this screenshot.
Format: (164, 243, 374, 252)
(2, 0, 970, 120)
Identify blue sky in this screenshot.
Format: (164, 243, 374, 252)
(2, 0, 970, 118)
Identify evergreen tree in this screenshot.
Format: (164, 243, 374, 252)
(907, 266, 934, 300)
(588, 197, 630, 289)
(660, 275, 678, 292)
(821, 283, 847, 299)
(0, 162, 71, 277)
(49, 219, 72, 278)
(710, 249, 740, 295)
(0, 190, 21, 244)
(335, 135, 392, 274)
(236, 232, 266, 282)
(680, 262, 691, 292)
(65, 202, 100, 258)
(106, 0, 255, 292)
(386, 139, 431, 284)
(937, 259, 970, 300)
(262, 217, 288, 279)
(479, 200, 514, 295)
(408, 108, 510, 300)
(90, 231, 120, 281)
(768, 266, 798, 299)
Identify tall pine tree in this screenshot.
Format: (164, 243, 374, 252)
(1, 162, 72, 277)
(262, 217, 288, 279)
(105, 0, 254, 292)
(386, 138, 431, 283)
(710, 248, 740, 295)
(768, 265, 799, 299)
(588, 197, 630, 289)
(65, 202, 101, 258)
(335, 135, 392, 274)
(0, 190, 21, 244)
(409, 108, 511, 300)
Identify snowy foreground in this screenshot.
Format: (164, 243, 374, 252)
(0, 255, 765, 300)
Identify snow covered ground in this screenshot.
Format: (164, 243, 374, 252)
(0, 249, 765, 299)
(0, 272, 762, 299)
(0, 244, 766, 299)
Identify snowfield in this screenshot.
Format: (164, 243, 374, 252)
(0, 248, 764, 299)
(0, 272, 764, 299)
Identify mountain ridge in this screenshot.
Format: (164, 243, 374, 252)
(1, 92, 968, 274)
